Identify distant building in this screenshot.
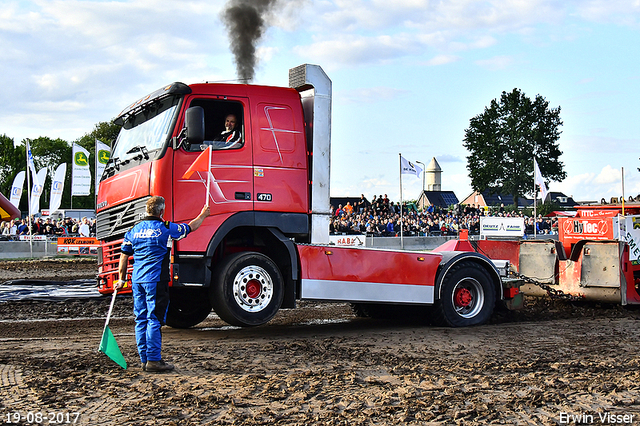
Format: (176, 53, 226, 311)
(461, 189, 533, 209)
(547, 192, 578, 208)
(417, 190, 459, 210)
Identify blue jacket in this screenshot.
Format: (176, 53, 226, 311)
(121, 217, 190, 283)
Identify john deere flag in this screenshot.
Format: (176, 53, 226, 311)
(72, 143, 91, 196)
(95, 140, 111, 195)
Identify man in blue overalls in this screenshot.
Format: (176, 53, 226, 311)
(115, 196, 209, 372)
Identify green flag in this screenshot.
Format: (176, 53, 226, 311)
(99, 325, 127, 369)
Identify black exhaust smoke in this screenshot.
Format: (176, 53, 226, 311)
(221, 0, 280, 83)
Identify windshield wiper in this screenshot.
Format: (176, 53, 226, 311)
(126, 145, 149, 160)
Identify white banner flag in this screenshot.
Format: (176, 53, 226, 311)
(95, 140, 111, 195)
(400, 155, 422, 178)
(9, 171, 25, 208)
(30, 168, 47, 215)
(49, 163, 67, 214)
(72, 143, 91, 196)
(534, 158, 548, 202)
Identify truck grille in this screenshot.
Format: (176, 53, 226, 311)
(96, 196, 150, 240)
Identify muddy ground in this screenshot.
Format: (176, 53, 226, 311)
(0, 259, 639, 425)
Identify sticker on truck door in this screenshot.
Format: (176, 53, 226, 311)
(257, 193, 272, 202)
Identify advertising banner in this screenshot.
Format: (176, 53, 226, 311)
(9, 171, 25, 208)
(619, 216, 640, 265)
(400, 156, 422, 177)
(29, 168, 47, 215)
(72, 144, 91, 196)
(95, 140, 111, 195)
(329, 235, 366, 247)
(558, 216, 614, 246)
(56, 237, 99, 256)
(49, 163, 67, 214)
(480, 217, 525, 237)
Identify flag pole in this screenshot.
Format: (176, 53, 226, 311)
(533, 158, 537, 239)
(26, 140, 33, 257)
(71, 142, 74, 210)
(206, 146, 212, 206)
(95, 139, 98, 210)
(399, 153, 404, 250)
(102, 288, 118, 337)
(622, 167, 625, 216)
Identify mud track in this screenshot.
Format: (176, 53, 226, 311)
(0, 259, 639, 425)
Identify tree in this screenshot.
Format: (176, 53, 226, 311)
(463, 88, 566, 205)
(0, 134, 26, 210)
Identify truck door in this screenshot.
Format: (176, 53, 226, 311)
(173, 97, 253, 224)
(252, 101, 308, 214)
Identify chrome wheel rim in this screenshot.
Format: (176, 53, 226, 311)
(232, 265, 273, 312)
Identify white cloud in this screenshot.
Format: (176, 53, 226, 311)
(475, 55, 515, 70)
(593, 165, 621, 185)
(553, 164, 637, 202)
(0, 0, 228, 143)
(426, 54, 460, 66)
(294, 33, 422, 67)
(293, 0, 640, 71)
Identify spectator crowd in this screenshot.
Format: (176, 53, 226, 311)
(330, 194, 556, 237)
(0, 216, 96, 239)
(1, 194, 557, 241)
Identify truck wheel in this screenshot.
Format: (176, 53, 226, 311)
(432, 261, 495, 327)
(166, 288, 212, 329)
(210, 252, 284, 327)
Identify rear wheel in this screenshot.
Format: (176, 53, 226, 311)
(210, 252, 284, 327)
(166, 288, 212, 329)
(432, 261, 495, 327)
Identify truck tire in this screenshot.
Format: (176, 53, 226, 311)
(166, 288, 212, 329)
(210, 252, 284, 327)
(432, 261, 495, 327)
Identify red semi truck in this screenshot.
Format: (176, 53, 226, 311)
(96, 64, 517, 328)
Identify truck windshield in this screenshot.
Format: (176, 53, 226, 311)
(112, 97, 179, 163)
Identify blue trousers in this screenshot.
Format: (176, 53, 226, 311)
(132, 281, 170, 363)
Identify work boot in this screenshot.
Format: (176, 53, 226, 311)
(145, 360, 174, 373)
(141, 362, 147, 372)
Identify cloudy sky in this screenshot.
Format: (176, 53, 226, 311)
(2, 0, 639, 204)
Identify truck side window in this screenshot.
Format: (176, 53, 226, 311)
(186, 99, 244, 151)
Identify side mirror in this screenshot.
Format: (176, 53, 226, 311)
(185, 106, 205, 145)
